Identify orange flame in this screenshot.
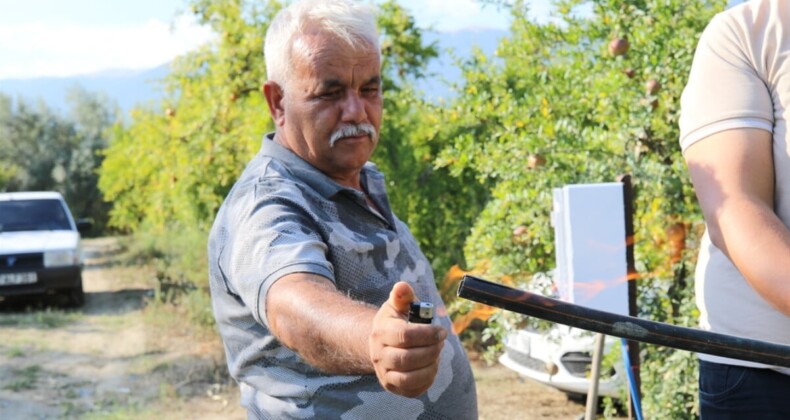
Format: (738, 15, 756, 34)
(452, 303, 498, 335)
(440, 263, 505, 335)
(440, 221, 678, 335)
(557, 270, 656, 301)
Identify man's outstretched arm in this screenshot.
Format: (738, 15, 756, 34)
(266, 275, 447, 397)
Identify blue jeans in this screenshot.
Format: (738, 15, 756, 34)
(699, 359, 790, 419)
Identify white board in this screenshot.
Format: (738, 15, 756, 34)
(552, 183, 628, 315)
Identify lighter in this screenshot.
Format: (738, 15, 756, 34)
(408, 302, 434, 324)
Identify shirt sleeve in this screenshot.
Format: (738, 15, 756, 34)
(225, 181, 335, 329)
(679, 11, 774, 152)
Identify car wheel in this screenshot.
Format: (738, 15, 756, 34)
(66, 284, 85, 307)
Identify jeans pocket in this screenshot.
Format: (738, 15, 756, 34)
(699, 360, 750, 401)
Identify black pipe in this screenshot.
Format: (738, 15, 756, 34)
(457, 274, 790, 368)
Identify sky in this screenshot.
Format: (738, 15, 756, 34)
(0, 0, 520, 80)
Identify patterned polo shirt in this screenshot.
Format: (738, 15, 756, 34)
(207, 133, 478, 419)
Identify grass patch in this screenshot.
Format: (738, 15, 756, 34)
(61, 401, 79, 417)
(0, 308, 83, 329)
(3, 364, 41, 391)
(64, 388, 79, 399)
(4, 345, 26, 358)
(81, 402, 150, 420)
(0, 337, 50, 352)
(82, 236, 158, 289)
(94, 314, 133, 329)
(158, 382, 177, 400)
(99, 265, 158, 290)
(128, 356, 170, 376)
(116, 229, 219, 351)
(143, 289, 216, 341)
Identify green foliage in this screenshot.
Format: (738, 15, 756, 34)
(100, 0, 277, 235)
(0, 96, 75, 193)
(373, 1, 490, 275)
(439, 0, 724, 417)
(63, 88, 119, 233)
(131, 223, 209, 288)
(99, 0, 483, 280)
(0, 88, 118, 233)
(98, 2, 281, 349)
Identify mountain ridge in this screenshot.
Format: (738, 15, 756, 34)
(0, 29, 506, 114)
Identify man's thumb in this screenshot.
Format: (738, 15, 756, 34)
(388, 281, 415, 315)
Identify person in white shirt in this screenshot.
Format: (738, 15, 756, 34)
(680, 0, 790, 417)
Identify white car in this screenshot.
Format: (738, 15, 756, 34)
(500, 324, 624, 398)
(0, 191, 91, 306)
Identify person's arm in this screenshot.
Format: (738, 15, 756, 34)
(266, 274, 447, 397)
(685, 127, 790, 315)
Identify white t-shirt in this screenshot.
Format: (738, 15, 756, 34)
(680, 0, 790, 372)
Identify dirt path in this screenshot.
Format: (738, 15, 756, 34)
(0, 238, 244, 419)
(0, 238, 587, 419)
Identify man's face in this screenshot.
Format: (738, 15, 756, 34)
(273, 33, 383, 187)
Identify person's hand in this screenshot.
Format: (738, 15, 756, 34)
(368, 282, 448, 397)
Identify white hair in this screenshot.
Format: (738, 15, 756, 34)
(264, 0, 380, 86)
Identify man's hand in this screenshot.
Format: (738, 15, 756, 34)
(368, 282, 448, 397)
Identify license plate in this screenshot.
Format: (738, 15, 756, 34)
(0, 272, 37, 286)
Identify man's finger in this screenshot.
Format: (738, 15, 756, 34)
(376, 340, 445, 371)
(380, 361, 441, 398)
(373, 321, 448, 348)
(388, 281, 415, 315)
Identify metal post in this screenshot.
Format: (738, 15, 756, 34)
(617, 174, 641, 418)
(584, 333, 606, 420)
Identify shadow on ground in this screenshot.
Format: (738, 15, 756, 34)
(0, 288, 152, 316)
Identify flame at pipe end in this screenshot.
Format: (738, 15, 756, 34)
(451, 303, 498, 335)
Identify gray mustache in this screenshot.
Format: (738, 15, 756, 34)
(329, 123, 377, 147)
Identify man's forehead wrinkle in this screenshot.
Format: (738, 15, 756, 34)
(320, 79, 344, 89)
(307, 50, 379, 70)
(294, 32, 378, 61)
(303, 57, 381, 87)
(288, 32, 381, 94)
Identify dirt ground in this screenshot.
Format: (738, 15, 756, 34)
(0, 238, 588, 419)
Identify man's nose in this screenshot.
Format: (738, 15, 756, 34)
(340, 91, 366, 123)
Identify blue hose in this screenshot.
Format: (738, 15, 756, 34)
(620, 338, 644, 420)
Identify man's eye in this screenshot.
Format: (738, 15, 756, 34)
(362, 87, 380, 96)
(319, 91, 341, 100)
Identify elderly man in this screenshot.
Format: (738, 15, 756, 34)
(207, 0, 478, 418)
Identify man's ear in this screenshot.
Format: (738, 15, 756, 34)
(263, 81, 286, 127)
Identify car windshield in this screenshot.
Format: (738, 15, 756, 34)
(0, 199, 72, 232)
